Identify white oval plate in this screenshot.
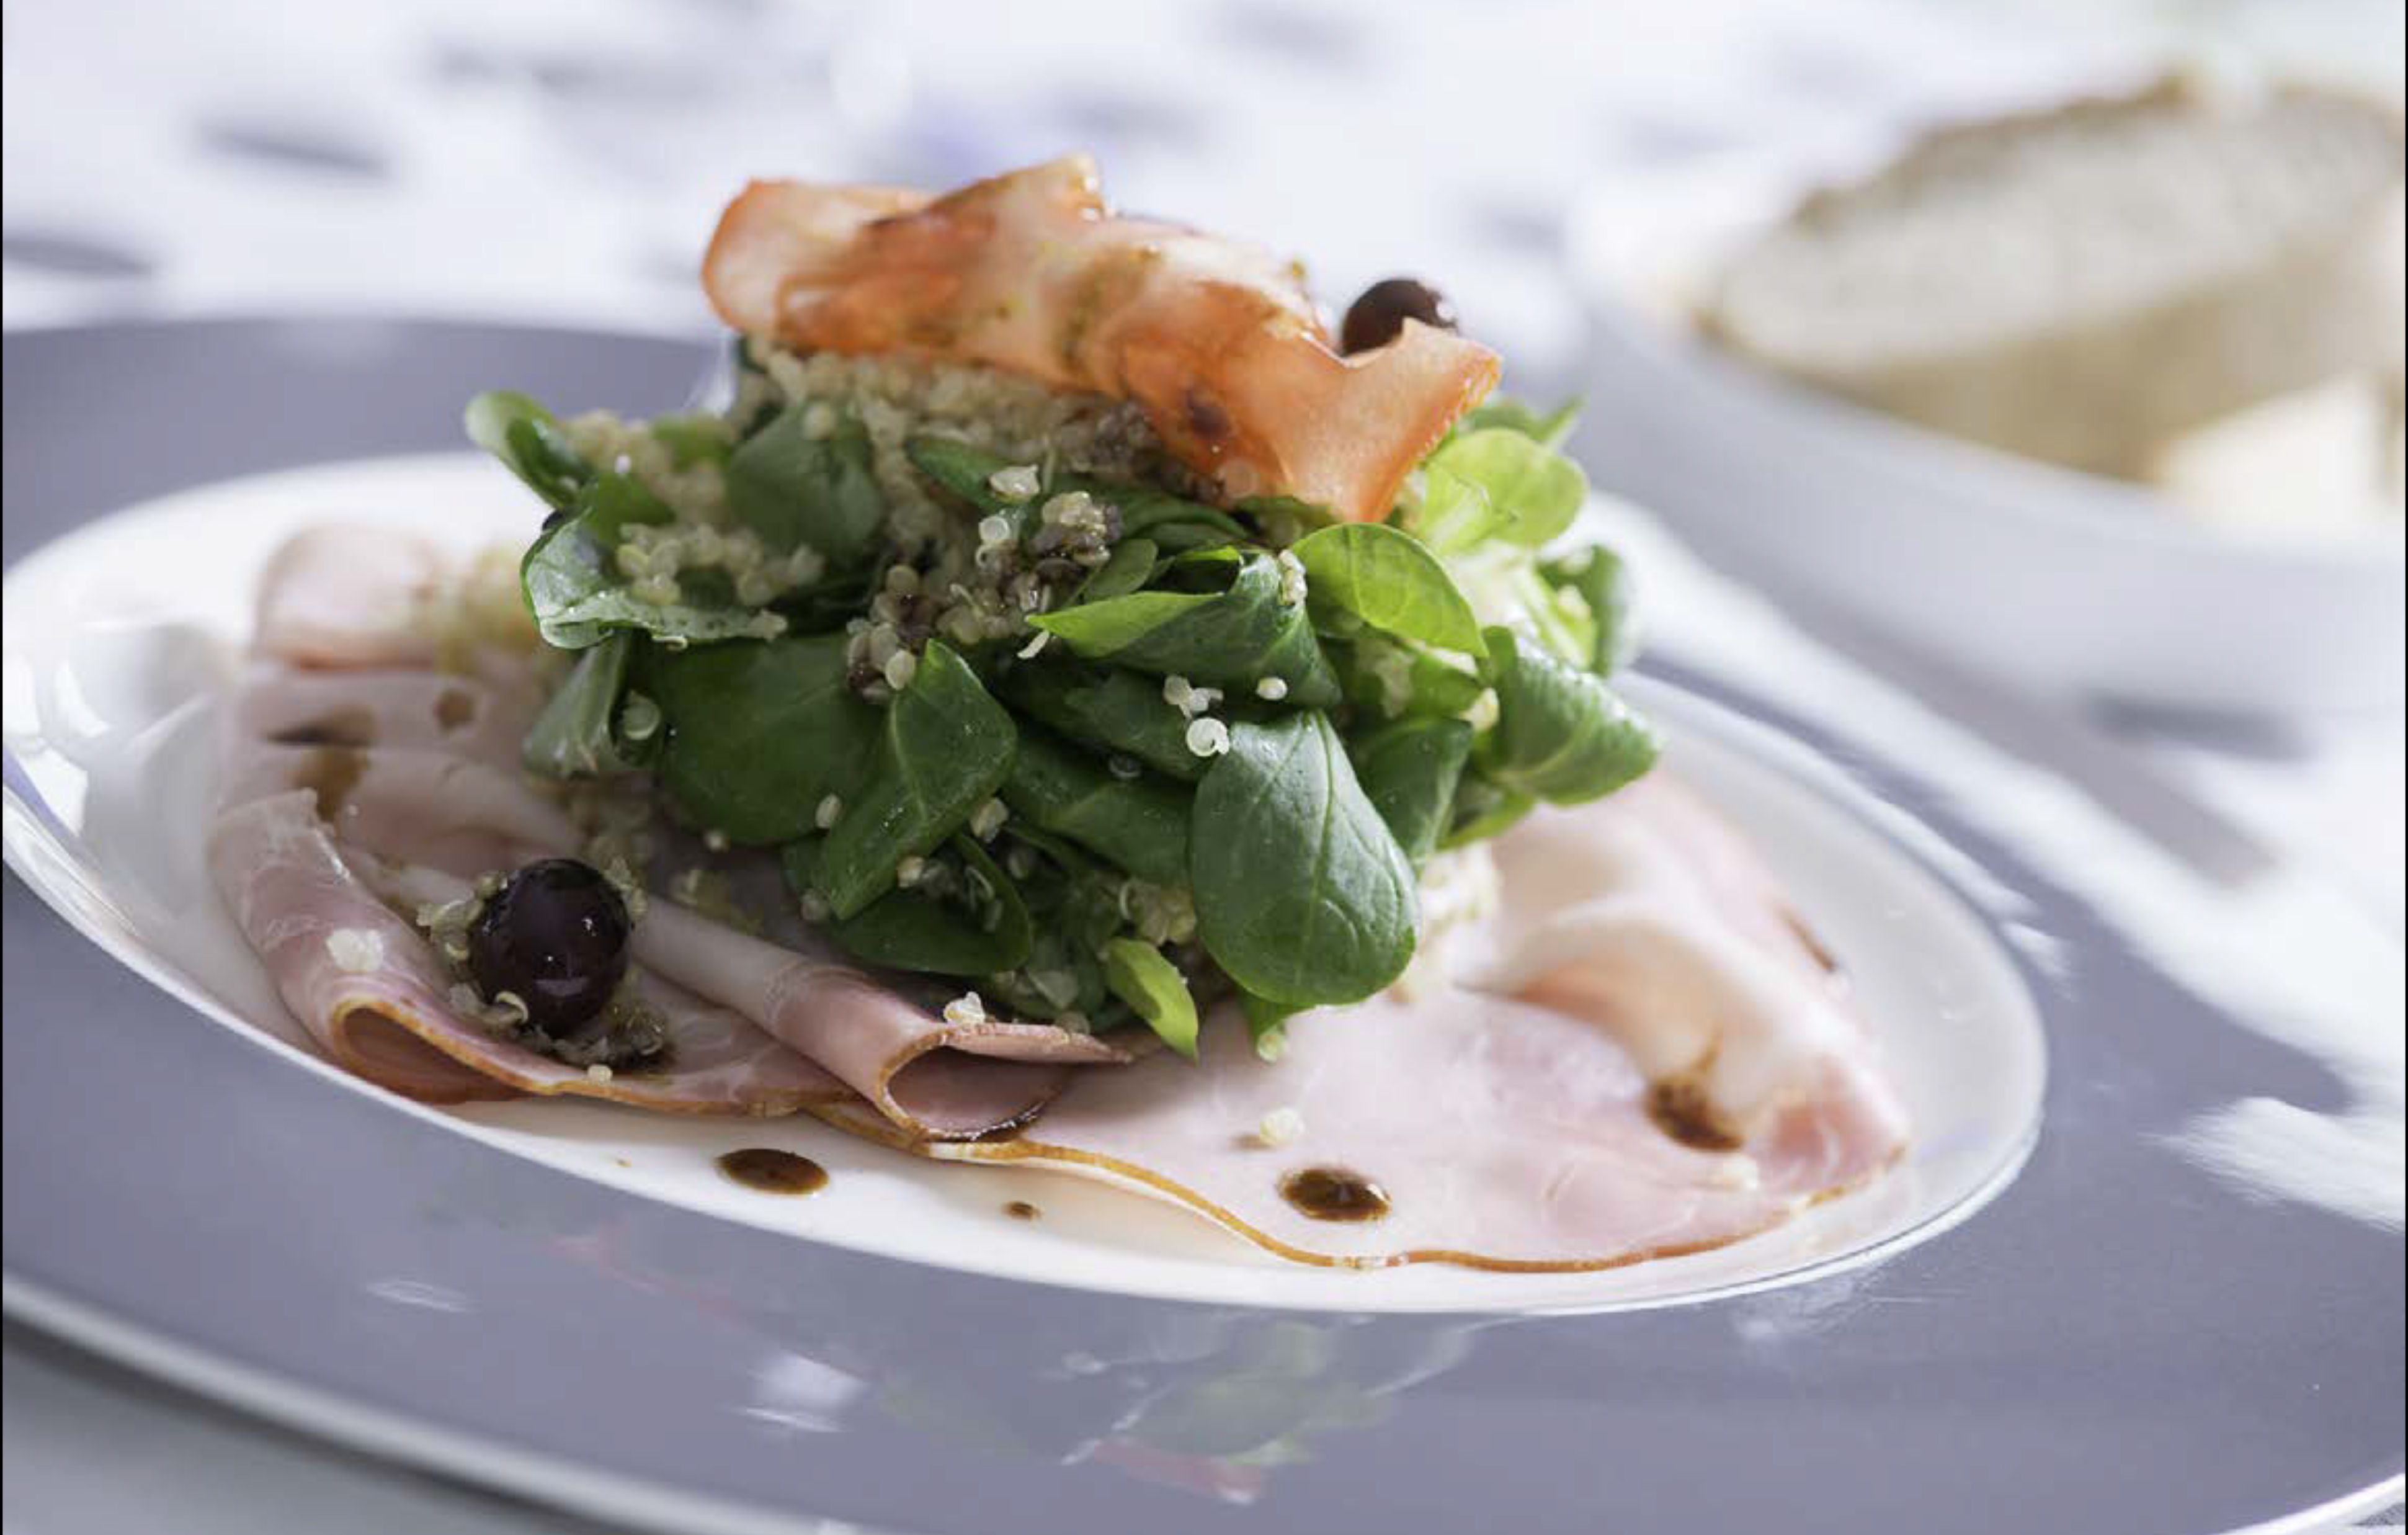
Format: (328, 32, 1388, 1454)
(1, 452, 2044, 1315)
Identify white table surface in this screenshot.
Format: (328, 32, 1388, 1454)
(4, 1, 2401, 1531)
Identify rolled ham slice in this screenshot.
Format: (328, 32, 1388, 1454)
(207, 791, 846, 1113)
(930, 780, 1908, 1269)
(633, 899, 1131, 1140)
(1469, 774, 1909, 1174)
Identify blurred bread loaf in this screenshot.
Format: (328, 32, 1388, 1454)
(1700, 78, 2406, 479)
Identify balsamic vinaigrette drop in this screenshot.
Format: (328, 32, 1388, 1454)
(1002, 1201, 1041, 1221)
(716, 1148, 829, 1196)
(1278, 1166, 1391, 1224)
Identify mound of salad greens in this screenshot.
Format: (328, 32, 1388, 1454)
(466, 366, 1656, 1062)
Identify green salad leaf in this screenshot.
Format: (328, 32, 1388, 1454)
(465, 390, 591, 510)
(1058, 477, 1247, 548)
(1541, 544, 1635, 677)
(1076, 537, 1157, 603)
(1190, 712, 1417, 1006)
(1413, 427, 1588, 553)
(1102, 938, 1200, 1060)
(651, 634, 880, 844)
(997, 659, 1206, 782)
(1349, 715, 1474, 869)
(649, 413, 734, 468)
(1291, 522, 1485, 658)
(811, 643, 1016, 918)
(522, 630, 648, 778)
(1440, 772, 1535, 849)
(1332, 636, 1486, 720)
(1001, 728, 1192, 887)
(521, 474, 759, 649)
(1238, 991, 1301, 1062)
(1478, 626, 1659, 803)
(1456, 395, 1581, 450)
(904, 435, 1025, 517)
(1030, 551, 1340, 706)
(727, 405, 883, 560)
(785, 834, 1032, 977)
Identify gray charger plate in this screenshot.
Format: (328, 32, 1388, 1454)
(4, 318, 2401, 1535)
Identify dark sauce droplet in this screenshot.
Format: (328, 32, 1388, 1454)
(1781, 908, 1842, 975)
(292, 745, 367, 818)
(269, 708, 377, 748)
(716, 1148, 827, 1196)
(1646, 1076, 1745, 1152)
(1278, 1166, 1391, 1223)
(1003, 1200, 1041, 1221)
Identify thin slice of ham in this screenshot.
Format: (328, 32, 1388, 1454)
(254, 525, 448, 669)
(1469, 775, 1910, 1181)
(231, 663, 537, 769)
(208, 791, 846, 1114)
(941, 990, 1801, 1269)
(220, 742, 583, 877)
(703, 156, 1501, 521)
(633, 899, 1132, 1140)
(929, 779, 1907, 1269)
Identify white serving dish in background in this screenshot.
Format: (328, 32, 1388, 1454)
(1564, 165, 2407, 719)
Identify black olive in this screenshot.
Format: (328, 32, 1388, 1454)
(1339, 278, 1456, 355)
(466, 859, 631, 1038)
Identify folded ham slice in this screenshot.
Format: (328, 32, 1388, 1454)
(208, 791, 846, 1113)
(703, 156, 1502, 521)
(1469, 774, 1909, 1175)
(212, 534, 1125, 1135)
(933, 780, 1908, 1269)
(634, 900, 1132, 1141)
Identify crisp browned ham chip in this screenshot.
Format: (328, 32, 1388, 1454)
(703, 156, 1502, 521)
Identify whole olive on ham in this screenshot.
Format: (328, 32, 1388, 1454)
(1339, 277, 1456, 355)
(467, 859, 631, 1037)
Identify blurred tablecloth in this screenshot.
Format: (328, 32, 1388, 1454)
(4, 0, 2401, 1531)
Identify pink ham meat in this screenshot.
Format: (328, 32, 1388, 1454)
(208, 791, 846, 1112)
(633, 900, 1132, 1141)
(1469, 774, 1910, 1197)
(222, 742, 583, 874)
(254, 525, 448, 669)
(703, 156, 1502, 521)
(936, 778, 1908, 1269)
(231, 663, 536, 768)
(212, 534, 1122, 1134)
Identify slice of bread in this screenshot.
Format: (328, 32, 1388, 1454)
(1700, 78, 2405, 479)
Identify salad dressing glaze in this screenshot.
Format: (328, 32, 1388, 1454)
(1278, 1166, 1391, 1223)
(267, 708, 377, 748)
(291, 745, 367, 819)
(716, 1148, 829, 1196)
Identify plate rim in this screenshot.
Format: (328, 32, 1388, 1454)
(6, 315, 2400, 1535)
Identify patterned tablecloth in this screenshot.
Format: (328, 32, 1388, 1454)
(3, 1, 2400, 1531)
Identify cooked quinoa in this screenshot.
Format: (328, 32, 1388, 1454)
(562, 342, 1216, 704)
